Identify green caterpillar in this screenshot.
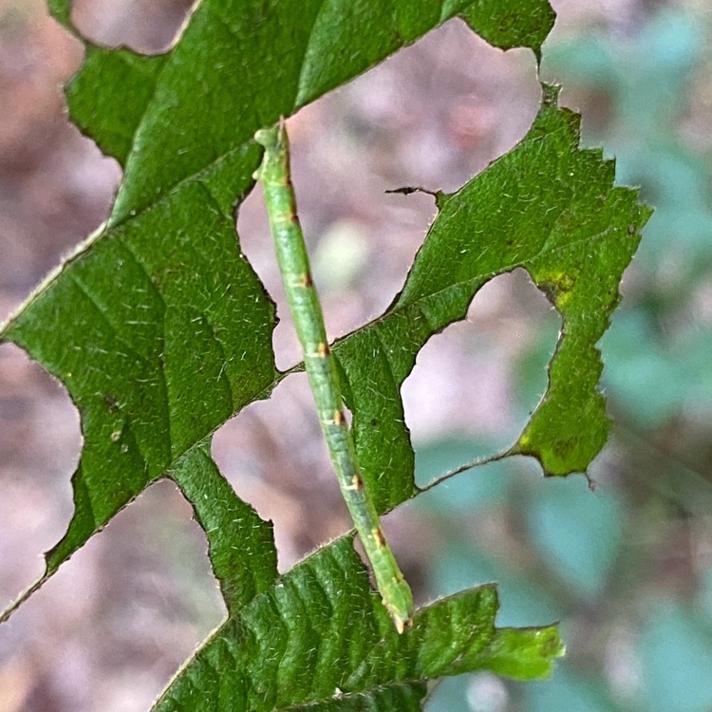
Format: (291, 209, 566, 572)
(255, 122, 414, 633)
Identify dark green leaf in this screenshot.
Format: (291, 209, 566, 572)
(337, 85, 652, 498)
(2, 7, 654, 708)
(2, 0, 557, 604)
(153, 536, 562, 710)
(170, 442, 278, 614)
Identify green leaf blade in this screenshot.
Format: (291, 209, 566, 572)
(2, 1, 612, 704)
(471, 626, 565, 681)
(2, 0, 560, 613)
(170, 442, 278, 614)
(4, 173, 278, 578)
(67, 46, 167, 165)
(460, 0, 556, 58)
(339, 87, 652, 491)
(281, 683, 427, 711)
(153, 536, 561, 710)
(105, 0, 555, 227)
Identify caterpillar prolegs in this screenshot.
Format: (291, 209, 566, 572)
(255, 122, 414, 633)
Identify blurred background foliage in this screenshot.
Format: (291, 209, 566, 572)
(426, 3, 712, 709)
(0, 1, 711, 710)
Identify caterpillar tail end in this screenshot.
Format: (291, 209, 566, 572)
(383, 586, 414, 635)
(369, 538, 415, 635)
(391, 610, 413, 635)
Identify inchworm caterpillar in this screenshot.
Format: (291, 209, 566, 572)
(255, 121, 414, 633)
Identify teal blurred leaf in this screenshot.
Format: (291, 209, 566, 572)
(514, 318, 560, 420)
(639, 603, 712, 712)
(542, 36, 617, 87)
(526, 477, 625, 599)
(415, 438, 515, 514)
(426, 676, 474, 712)
(603, 310, 712, 427)
(430, 544, 559, 627)
(700, 568, 712, 624)
(523, 666, 621, 712)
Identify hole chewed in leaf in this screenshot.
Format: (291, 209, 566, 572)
(402, 269, 560, 470)
(2, 0, 650, 704)
(237, 18, 541, 371)
(236, 182, 302, 371)
(70, 0, 196, 55)
(212, 373, 347, 572)
(1, 478, 224, 712)
(0, 343, 80, 610)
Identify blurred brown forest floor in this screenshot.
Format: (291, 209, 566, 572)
(1, 1, 712, 711)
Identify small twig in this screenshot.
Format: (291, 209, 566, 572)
(385, 185, 436, 197)
(0, 574, 48, 625)
(385, 185, 445, 204)
(418, 446, 516, 493)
